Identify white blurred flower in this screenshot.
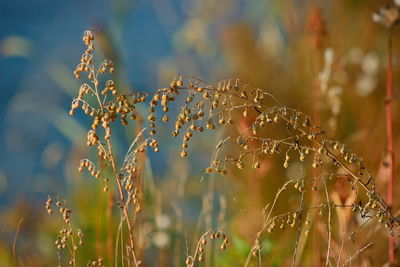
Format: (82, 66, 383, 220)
(356, 75, 377, 96)
(395, 0, 400, 7)
(327, 86, 342, 115)
(361, 52, 379, 75)
(324, 48, 334, 65)
(319, 48, 334, 93)
(372, 12, 383, 24)
(152, 231, 170, 248)
(155, 214, 171, 229)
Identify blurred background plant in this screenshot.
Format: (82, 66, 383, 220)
(0, 0, 400, 266)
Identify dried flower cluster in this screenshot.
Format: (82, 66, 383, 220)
(151, 75, 397, 239)
(373, 4, 400, 28)
(45, 196, 81, 266)
(46, 29, 399, 265)
(185, 229, 228, 267)
(86, 257, 104, 267)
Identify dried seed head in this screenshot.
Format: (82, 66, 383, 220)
(253, 162, 260, 169)
(373, 5, 400, 28)
(236, 162, 244, 169)
(283, 161, 289, 168)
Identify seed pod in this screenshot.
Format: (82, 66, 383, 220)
(253, 162, 260, 169)
(236, 162, 244, 169)
(198, 254, 204, 262)
(283, 161, 289, 168)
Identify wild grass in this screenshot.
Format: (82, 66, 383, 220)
(3, 1, 400, 267)
(44, 22, 400, 266)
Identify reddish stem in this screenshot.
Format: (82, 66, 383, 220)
(386, 29, 395, 264)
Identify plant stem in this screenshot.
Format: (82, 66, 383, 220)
(386, 28, 395, 264)
(106, 139, 139, 266)
(12, 218, 24, 267)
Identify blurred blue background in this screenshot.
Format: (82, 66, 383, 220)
(0, 0, 274, 205)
